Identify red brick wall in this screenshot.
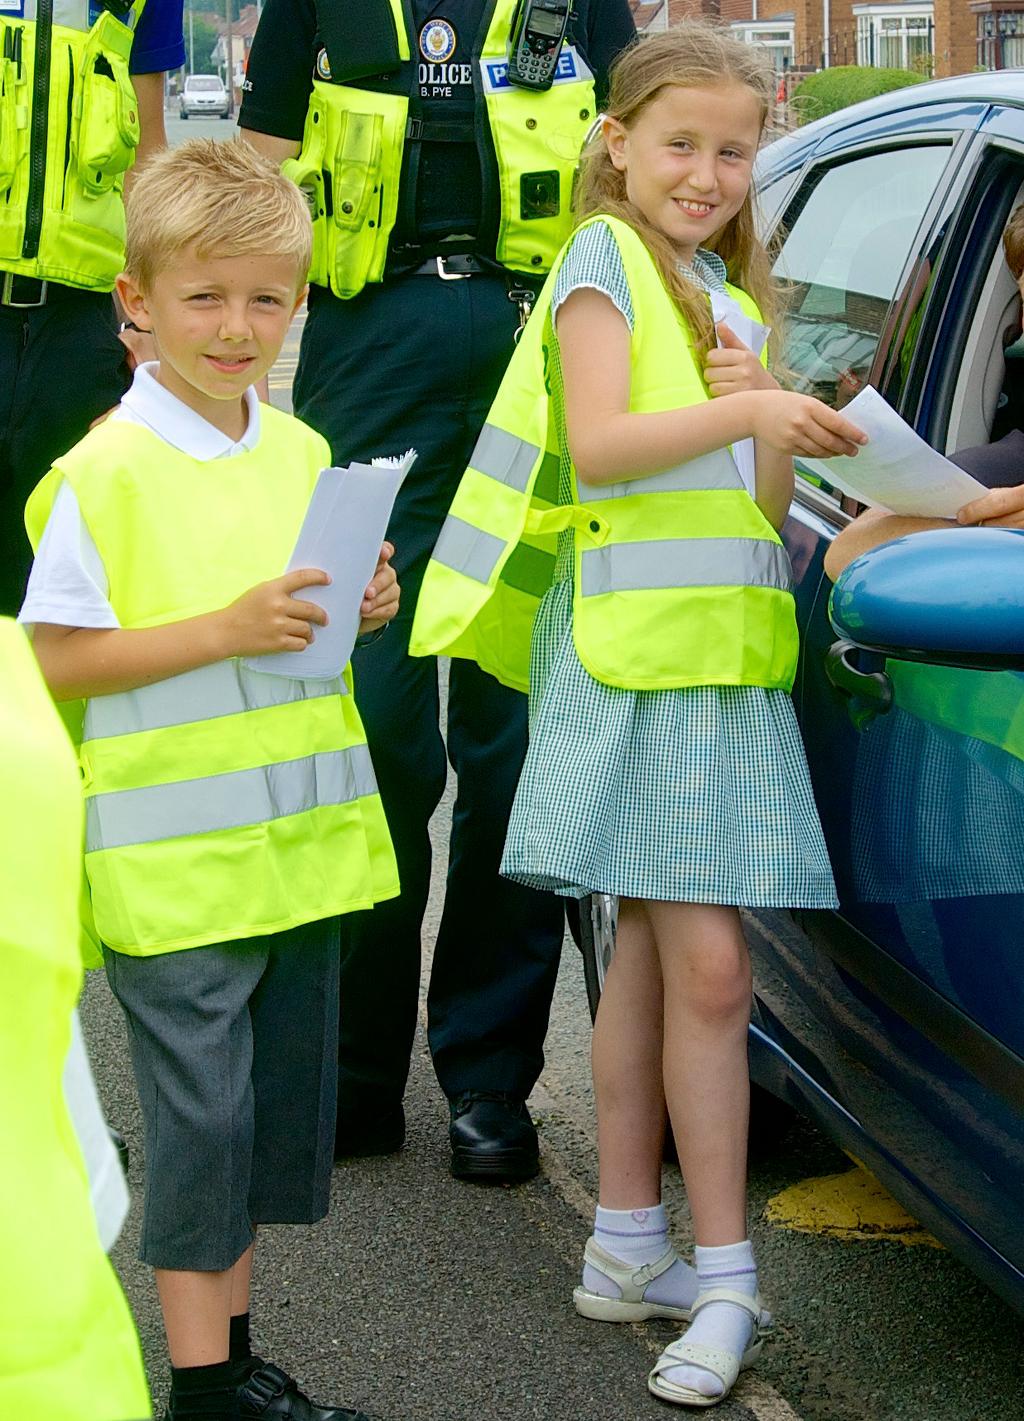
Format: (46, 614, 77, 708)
(935, 0, 978, 77)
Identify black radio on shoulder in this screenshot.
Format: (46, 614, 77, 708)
(507, 0, 570, 91)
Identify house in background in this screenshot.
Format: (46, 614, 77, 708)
(211, 3, 260, 97)
(632, 0, 1011, 78)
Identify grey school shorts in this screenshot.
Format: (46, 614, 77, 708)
(104, 918, 340, 1272)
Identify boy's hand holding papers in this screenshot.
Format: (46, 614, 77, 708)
(248, 450, 415, 680)
(360, 541, 399, 633)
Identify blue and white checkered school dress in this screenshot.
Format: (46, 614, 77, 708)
(500, 220, 838, 907)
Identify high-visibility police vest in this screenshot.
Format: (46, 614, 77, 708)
(410, 214, 799, 693)
(0, 0, 147, 290)
(0, 617, 151, 1421)
(25, 412, 400, 957)
(283, 0, 596, 297)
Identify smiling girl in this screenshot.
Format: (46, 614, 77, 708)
(413, 21, 866, 1409)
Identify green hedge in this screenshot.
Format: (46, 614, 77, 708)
(791, 66, 926, 126)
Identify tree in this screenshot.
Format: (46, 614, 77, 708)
(185, 11, 220, 75)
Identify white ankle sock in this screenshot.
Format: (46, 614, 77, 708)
(582, 1204, 699, 1310)
(663, 1240, 758, 1398)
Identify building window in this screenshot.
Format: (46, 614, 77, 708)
(853, 2, 934, 71)
(976, 5, 1024, 69)
(729, 17, 795, 73)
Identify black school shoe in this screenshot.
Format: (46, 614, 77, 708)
(237, 1363, 377, 1419)
(448, 1090, 540, 1183)
(164, 1361, 378, 1421)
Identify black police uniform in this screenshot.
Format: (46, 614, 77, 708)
(239, 0, 635, 1175)
(0, 0, 185, 618)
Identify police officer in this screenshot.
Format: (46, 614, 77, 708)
(0, 0, 184, 618)
(239, 0, 635, 1181)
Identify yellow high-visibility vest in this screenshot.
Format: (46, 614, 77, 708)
(0, 0, 147, 290)
(411, 214, 799, 693)
(283, 0, 597, 296)
(0, 616, 151, 1421)
(26, 410, 400, 956)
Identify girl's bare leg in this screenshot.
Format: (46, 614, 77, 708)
(644, 900, 759, 1400)
(647, 899, 751, 1244)
(591, 896, 665, 1207)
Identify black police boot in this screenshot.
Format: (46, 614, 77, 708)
(236, 1362, 377, 1420)
(448, 1090, 539, 1183)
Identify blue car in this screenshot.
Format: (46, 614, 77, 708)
(581, 71, 1024, 1312)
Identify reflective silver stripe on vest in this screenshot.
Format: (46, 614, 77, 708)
(580, 538, 792, 598)
(470, 424, 540, 494)
(432, 515, 505, 586)
(84, 661, 346, 742)
(578, 447, 743, 503)
(85, 744, 377, 853)
(50, 0, 92, 25)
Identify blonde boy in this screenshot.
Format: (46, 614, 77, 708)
(20, 140, 399, 1421)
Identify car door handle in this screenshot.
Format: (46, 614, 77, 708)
(825, 639, 893, 729)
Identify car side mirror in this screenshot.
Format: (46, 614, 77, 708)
(829, 527, 1024, 672)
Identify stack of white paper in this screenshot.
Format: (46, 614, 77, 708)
(799, 387, 986, 518)
(247, 449, 416, 680)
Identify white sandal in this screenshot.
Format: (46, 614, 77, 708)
(573, 1238, 775, 1333)
(573, 1236, 692, 1323)
(647, 1287, 765, 1409)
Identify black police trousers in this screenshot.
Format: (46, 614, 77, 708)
(0, 291, 129, 616)
(294, 273, 565, 1109)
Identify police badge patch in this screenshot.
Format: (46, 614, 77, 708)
(419, 18, 456, 63)
(315, 46, 332, 81)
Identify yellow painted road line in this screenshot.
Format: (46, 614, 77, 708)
(765, 1165, 941, 1247)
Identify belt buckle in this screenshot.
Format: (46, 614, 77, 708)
(1, 271, 47, 308)
(435, 255, 470, 281)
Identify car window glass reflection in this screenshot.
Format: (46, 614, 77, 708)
(773, 146, 950, 412)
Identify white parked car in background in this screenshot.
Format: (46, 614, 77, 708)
(179, 74, 230, 119)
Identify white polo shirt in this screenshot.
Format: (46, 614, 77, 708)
(20, 364, 261, 629)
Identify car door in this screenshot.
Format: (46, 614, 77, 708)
(747, 114, 1024, 1307)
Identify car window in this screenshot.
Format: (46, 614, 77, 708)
(186, 76, 223, 91)
(756, 173, 800, 232)
(772, 146, 950, 411)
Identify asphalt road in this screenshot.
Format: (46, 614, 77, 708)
(82, 111, 1024, 1421)
(164, 110, 236, 142)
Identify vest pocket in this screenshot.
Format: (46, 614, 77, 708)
(73, 12, 139, 194)
(0, 29, 27, 198)
(330, 108, 384, 296)
(0, 55, 18, 193)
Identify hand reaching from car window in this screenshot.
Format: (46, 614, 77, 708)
(957, 483, 1024, 528)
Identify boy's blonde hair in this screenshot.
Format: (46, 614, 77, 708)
(574, 21, 781, 361)
(124, 138, 312, 290)
(1004, 204, 1024, 282)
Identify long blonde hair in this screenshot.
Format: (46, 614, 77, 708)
(574, 21, 781, 360)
